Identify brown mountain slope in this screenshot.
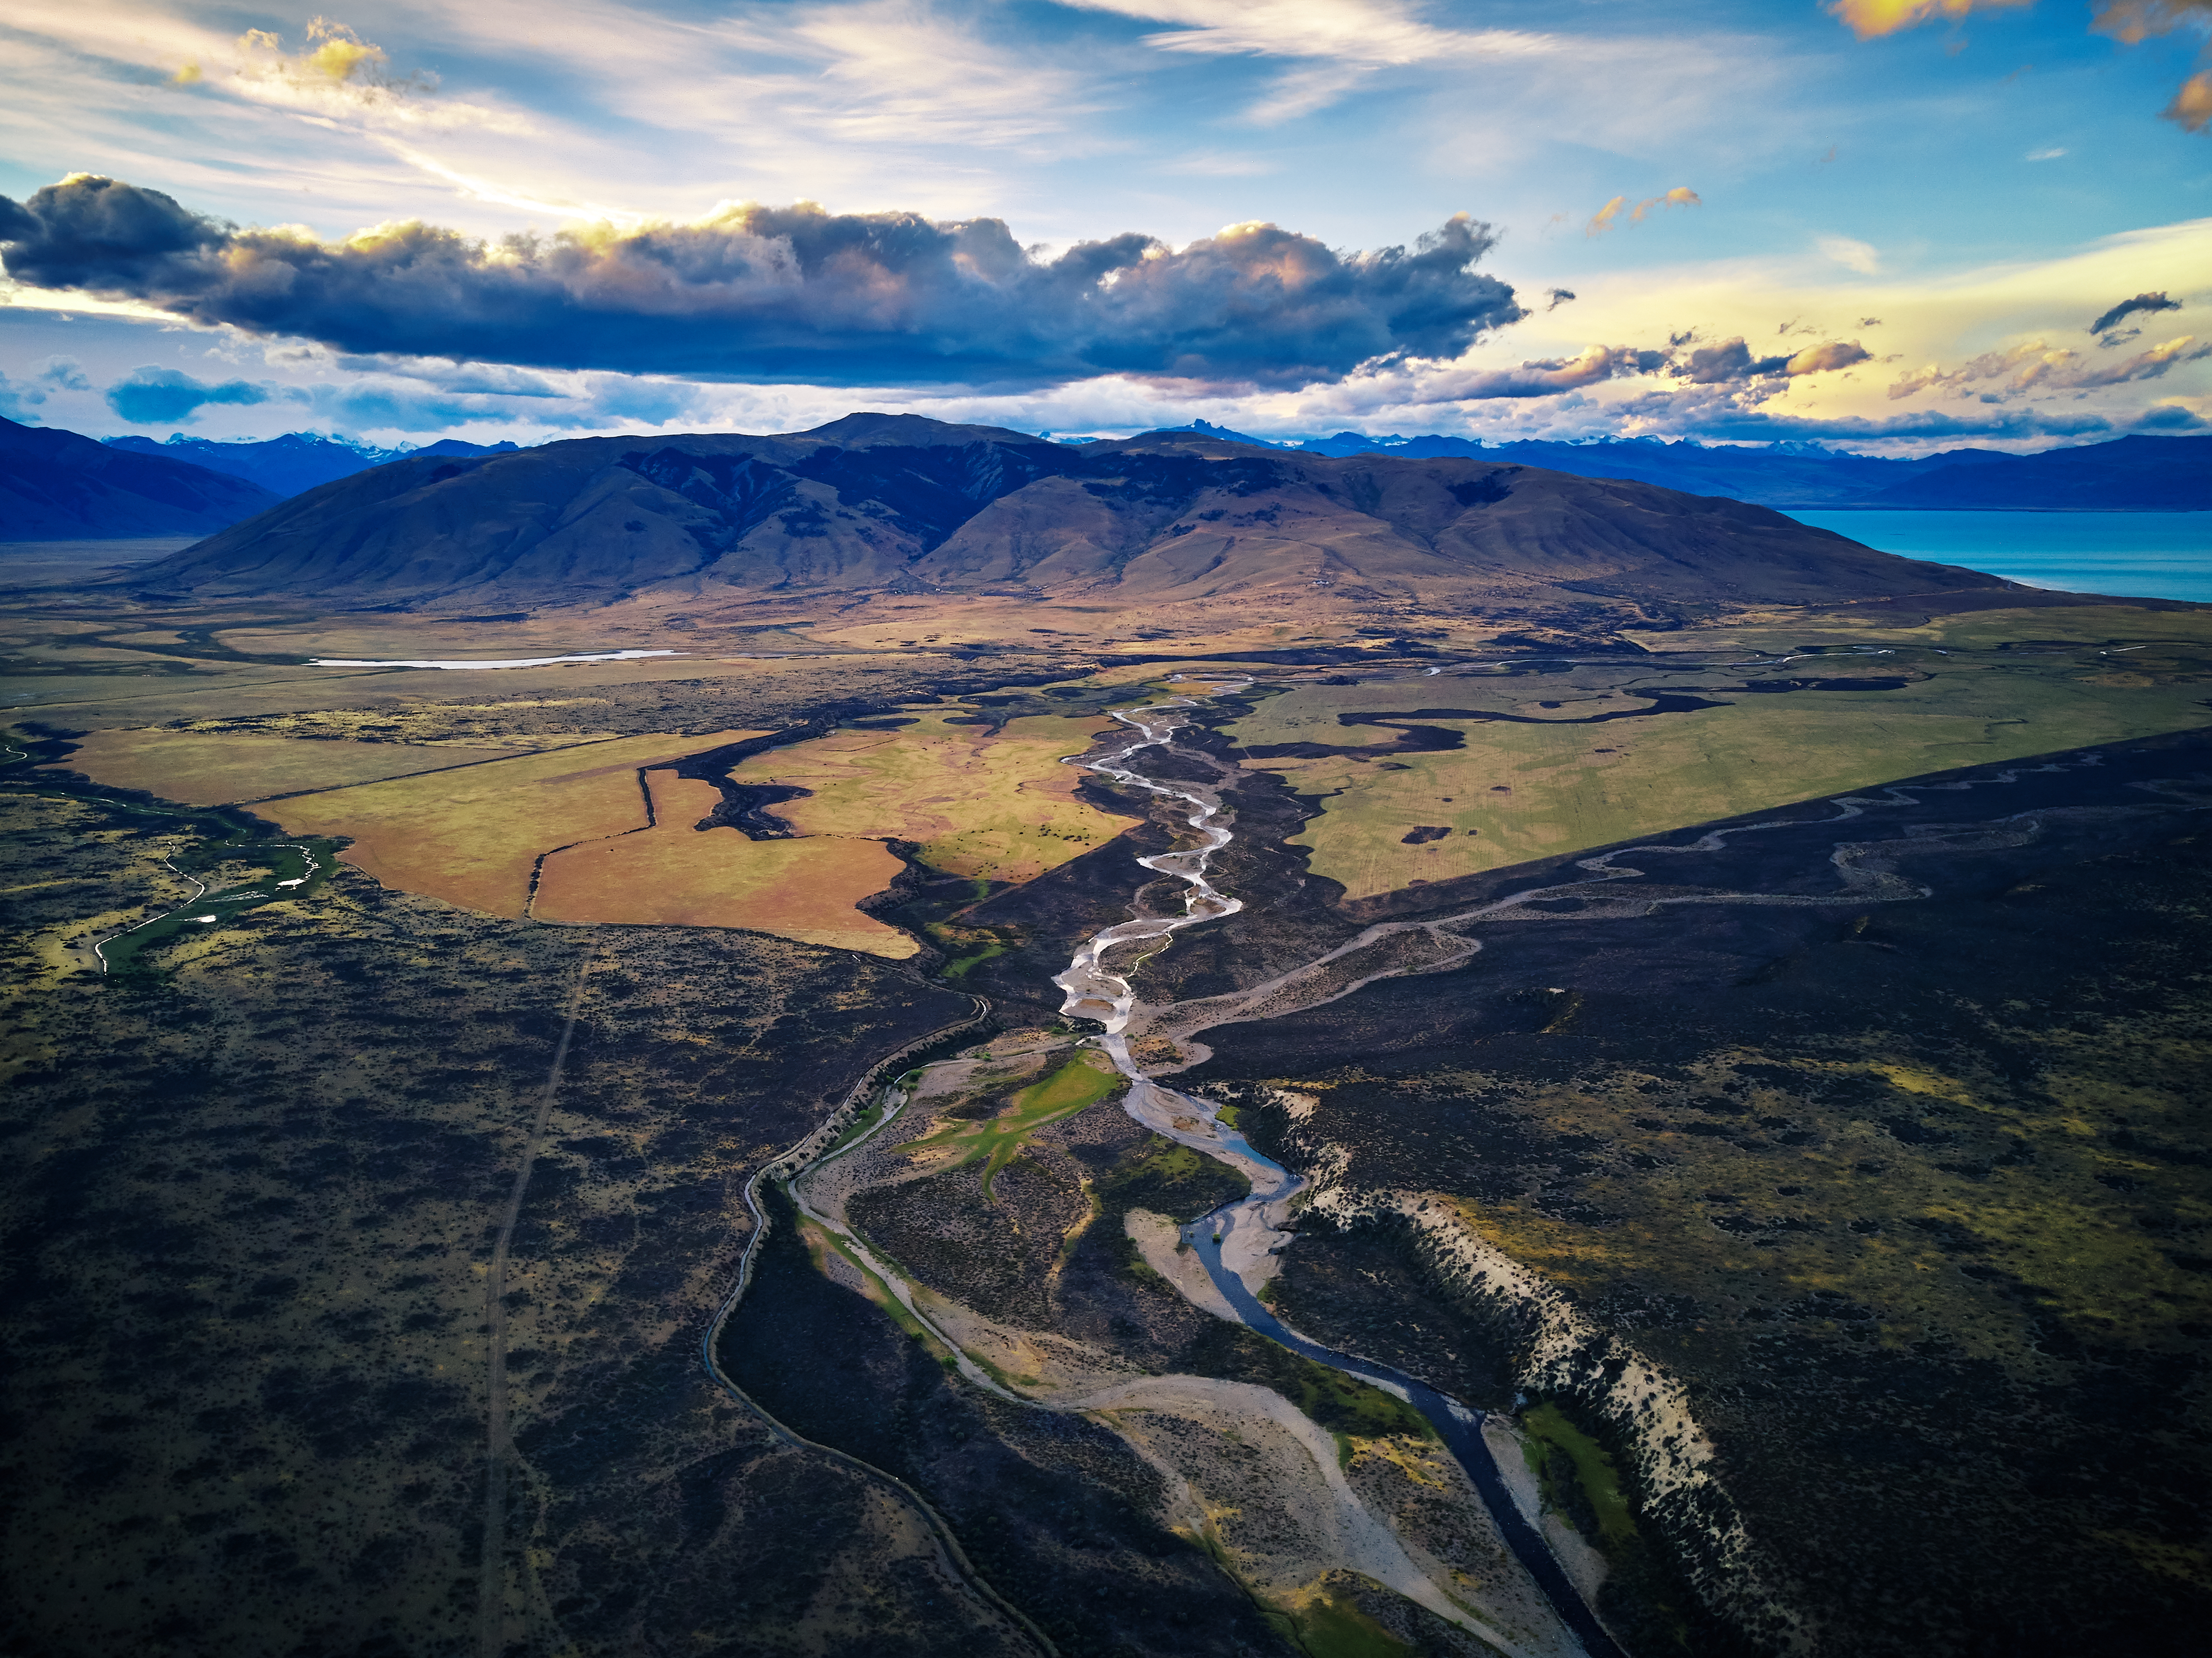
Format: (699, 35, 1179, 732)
(134, 415, 2007, 612)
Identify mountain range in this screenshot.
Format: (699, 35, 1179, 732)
(1252, 426, 2211, 512)
(131, 412, 2005, 613)
(2, 414, 282, 540)
(102, 432, 518, 499)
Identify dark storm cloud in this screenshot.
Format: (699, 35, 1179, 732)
(0, 176, 1524, 390)
(104, 366, 270, 425)
(2088, 290, 2181, 335)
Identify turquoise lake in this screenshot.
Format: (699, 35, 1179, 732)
(1784, 511, 2212, 604)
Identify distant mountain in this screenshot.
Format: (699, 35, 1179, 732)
(102, 432, 520, 499)
(1870, 434, 2211, 511)
(135, 412, 2005, 612)
(1, 415, 283, 541)
(1280, 430, 2211, 512)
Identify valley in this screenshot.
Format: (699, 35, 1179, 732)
(2, 418, 2208, 1658)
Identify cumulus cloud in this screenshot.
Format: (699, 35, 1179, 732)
(1888, 333, 2212, 399)
(1545, 288, 1577, 310)
(0, 176, 1522, 391)
(1682, 336, 1873, 382)
(2089, 290, 2182, 333)
(105, 367, 271, 425)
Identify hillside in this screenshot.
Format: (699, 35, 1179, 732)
(137, 413, 2006, 612)
(0, 415, 281, 540)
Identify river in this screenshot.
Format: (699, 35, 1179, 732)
(1053, 690, 1631, 1658)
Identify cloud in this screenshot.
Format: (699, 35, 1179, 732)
(0, 372, 46, 419)
(1632, 186, 1703, 221)
(1545, 288, 1577, 310)
(1680, 336, 1873, 382)
(1050, 0, 1556, 120)
(1588, 188, 1700, 237)
(1828, 1, 2032, 40)
(2090, 290, 2184, 333)
(2169, 67, 2212, 128)
(37, 356, 91, 391)
(1421, 344, 1667, 400)
(0, 176, 1524, 391)
(1820, 235, 1882, 274)
(1586, 196, 1627, 238)
(1836, 0, 2212, 131)
(1888, 333, 2212, 399)
(2026, 146, 2069, 160)
(105, 367, 271, 425)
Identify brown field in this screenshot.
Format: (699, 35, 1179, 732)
(533, 773, 913, 957)
(261, 731, 764, 918)
(41, 727, 537, 805)
(728, 709, 1130, 882)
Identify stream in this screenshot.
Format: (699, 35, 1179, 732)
(1054, 690, 1631, 1658)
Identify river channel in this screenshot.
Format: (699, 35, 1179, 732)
(1052, 690, 1630, 1658)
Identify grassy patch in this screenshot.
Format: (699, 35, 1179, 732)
(261, 728, 766, 917)
(1279, 1590, 1414, 1658)
(726, 709, 1133, 883)
(1521, 1401, 1637, 1548)
(1224, 617, 2212, 899)
(1184, 1322, 1433, 1442)
(534, 772, 913, 957)
(900, 1049, 1126, 1196)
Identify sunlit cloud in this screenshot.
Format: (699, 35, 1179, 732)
(1836, 0, 2212, 131)
(0, 175, 1522, 390)
(2, 3, 530, 134)
(1588, 188, 1700, 237)
(1829, 1, 2033, 40)
(1888, 332, 2211, 398)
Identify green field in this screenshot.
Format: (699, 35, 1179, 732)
(901, 1049, 1126, 1194)
(1226, 607, 2212, 899)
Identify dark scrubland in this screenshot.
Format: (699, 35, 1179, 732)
(1180, 728, 2212, 1658)
(727, 1186, 1299, 1658)
(0, 787, 1004, 1658)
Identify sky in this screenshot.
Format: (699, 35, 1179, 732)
(1, 0, 2209, 453)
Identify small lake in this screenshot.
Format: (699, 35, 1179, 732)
(1785, 510, 2212, 604)
(308, 648, 686, 669)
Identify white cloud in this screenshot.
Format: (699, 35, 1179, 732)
(1820, 235, 1883, 274)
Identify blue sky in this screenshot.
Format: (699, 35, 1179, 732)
(2, 1, 2208, 451)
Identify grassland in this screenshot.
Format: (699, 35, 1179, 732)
(533, 772, 913, 957)
(728, 709, 1131, 882)
(259, 729, 763, 917)
(45, 726, 536, 805)
(1226, 609, 2212, 900)
(900, 1049, 1126, 1194)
